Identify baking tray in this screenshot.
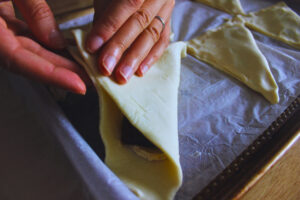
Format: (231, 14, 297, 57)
(51, 1, 300, 199)
(56, 91, 300, 200)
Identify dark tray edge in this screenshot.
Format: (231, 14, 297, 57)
(194, 96, 300, 200)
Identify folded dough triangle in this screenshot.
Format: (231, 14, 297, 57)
(70, 28, 186, 200)
(187, 19, 279, 104)
(194, 0, 244, 15)
(241, 2, 300, 49)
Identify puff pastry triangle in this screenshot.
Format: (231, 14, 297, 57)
(241, 2, 300, 49)
(187, 19, 279, 104)
(69, 28, 186, 200)
(194, 0, 244, 15)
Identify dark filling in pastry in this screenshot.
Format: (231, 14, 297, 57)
(121, 117, 157, 148)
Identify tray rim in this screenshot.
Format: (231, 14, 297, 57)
(194, 96, 300, 200)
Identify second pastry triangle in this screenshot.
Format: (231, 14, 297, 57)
(187, 19, 279, 104)
(193, 0, 245, 15)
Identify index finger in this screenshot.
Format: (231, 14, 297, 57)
(18, 36, 91, 84)
(14, 0, 65, 49)
(86, 0, 144, 53)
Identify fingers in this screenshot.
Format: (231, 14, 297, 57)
(86, 0, 144, 52)
(0, 23, 86, 94)
(0, 18, 20, 60)
(136, 21, 171, 76)
(14, 0, 65, 49)
(0, 1, 27, 34)
(114, 2, 174, 84)
(0, 1, 14, 18)
(89, 0, 174, 84)
(11, 47, 86, 94)
(0, 1, 28, 34)
(18, 36, 89, 81)
(96, 0, 164, 76)
(0, 17, 6, 28)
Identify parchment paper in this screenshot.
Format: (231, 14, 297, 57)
(0, 70, 139, 200)
(173, 1, 300, 199)
(58, 1, 300, 199)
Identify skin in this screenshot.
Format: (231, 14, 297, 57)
(87, 0, 174, 84)
(0, 0, 87, 94)
(0, 0, 174, 93)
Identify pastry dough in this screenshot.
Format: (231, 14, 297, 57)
(69, 28, 186, 200)
(241, 2, 300, 49)
(187, 19, 279, 104)
(194, 0, 244, 15)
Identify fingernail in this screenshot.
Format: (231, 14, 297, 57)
(103, 55, 116, 74)
(87, 35, 103, 53)
(49, 29, 65, 49)
(141, 65, 149, 75)
(73, 80, 86, 95)
(119, 66, 134, 82)
(78, 84, 87, 95)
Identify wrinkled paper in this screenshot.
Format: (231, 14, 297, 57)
(173, 0, 300, 199)
(59, 0, 300, 199)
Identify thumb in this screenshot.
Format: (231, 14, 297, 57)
(14, 0, 65, 49)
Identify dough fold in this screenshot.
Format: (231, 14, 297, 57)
(194, 0, 244, 15)
(241, 2, 300, 49)
(69, 28, 186, 200)
(187, 19, 279, 104)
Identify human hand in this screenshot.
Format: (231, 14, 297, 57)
(0, 0, 87, 94)
(86, 0, 174, 84)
